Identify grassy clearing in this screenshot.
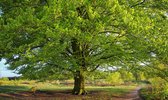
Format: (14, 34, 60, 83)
(39, 85, 136, 96)
(0, 84, 135, 94)
(0, 85, 29, 93)
(0, 80, 72, 93)
(0, 80, 138, 100)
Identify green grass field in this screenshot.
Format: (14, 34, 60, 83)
(0, 80, 138, 100)
(0, 80, 136, 92)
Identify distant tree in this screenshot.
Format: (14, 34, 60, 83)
(119, 69, 134, 82)
(106, 72, 123, 85)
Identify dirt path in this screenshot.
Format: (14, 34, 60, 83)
(112, 87, 142, 100)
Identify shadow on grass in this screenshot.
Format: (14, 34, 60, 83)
(0, 85, 29, 93)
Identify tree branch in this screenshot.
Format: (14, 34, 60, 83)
(89, 64, 100, 72)
(47, 62, 74, 73)
(131, 0, 146, 8)
(100, 54, 115, 60)
(2, 1, 48, 13)
(142, 63, 168, 82)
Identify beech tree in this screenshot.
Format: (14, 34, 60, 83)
(135, 0, 168, 80)
(0, 0, 159, 94)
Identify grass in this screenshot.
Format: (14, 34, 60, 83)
(0, 80, 138, 100)
(0, 85, 29, 93)
(86, 85, 136, 96)
(0, 84, 135, 94)
(38, 85, 136, 95)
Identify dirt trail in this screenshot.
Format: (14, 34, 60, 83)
(112, 87, 142, 100)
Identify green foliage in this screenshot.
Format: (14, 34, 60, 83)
(149, 77, 165, 93)
(106, 72, 124, 85)
(142, 77, 168, 100)
(144, 62, 168, 82)
(12, 80, 19, 86)
(119, 70, 135, 82)
(0, 0, 167, 87)
(138, 72, 146, 81)
(0, 0, 150, 79)
(161, 84, 168, 100)
(86, 71, 108, 80)
(0, 77, 9, 81)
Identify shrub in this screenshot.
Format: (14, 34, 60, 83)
(0, 77, 9, 81)
(149, 77, 165, 94)
(146, 77, 168, 100)
(12, 80, 19, 86)
(106, 72, 124, 85)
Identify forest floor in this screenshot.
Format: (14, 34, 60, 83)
(0, 86, 142, 100)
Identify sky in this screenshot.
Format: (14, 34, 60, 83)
(0, 10, 20, 78)
(0, 59, 20, 78)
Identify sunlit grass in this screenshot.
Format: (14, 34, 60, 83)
(0, 80, 140, 100)
(86, 85, 136, 96)
(0, 79, 137, 96)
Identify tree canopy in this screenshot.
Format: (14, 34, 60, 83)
(0, 0, 167, 95)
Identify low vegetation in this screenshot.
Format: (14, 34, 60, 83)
(140, 77, 168, 100)
(0, 79, 138, 99)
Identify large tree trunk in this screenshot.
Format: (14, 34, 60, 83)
(72, 70, 87, 95)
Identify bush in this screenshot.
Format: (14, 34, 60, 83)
(119, 70, 135, 82)
(143, 77, 168, 100)
(0, 77, 9, 81)
(106, 72, 124, 85)
(160, 84, 168, 100)
(149, 77, 165, 93)
(12, 80, 19, 86)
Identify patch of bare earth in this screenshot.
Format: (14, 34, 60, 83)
(0, 87, 142, 100)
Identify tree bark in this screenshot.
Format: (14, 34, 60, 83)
(72, 70, 87, 95)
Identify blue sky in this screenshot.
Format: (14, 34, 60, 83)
(0, 59, 20, 77)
